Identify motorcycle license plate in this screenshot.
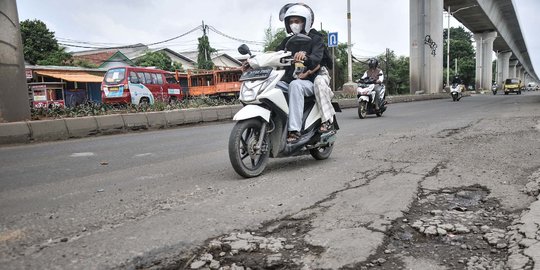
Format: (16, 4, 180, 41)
(240, 67, 273, 81)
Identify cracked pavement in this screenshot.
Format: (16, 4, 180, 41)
(1, 94, 540, 269)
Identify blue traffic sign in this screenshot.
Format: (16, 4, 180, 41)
(328, 32, 338, 47)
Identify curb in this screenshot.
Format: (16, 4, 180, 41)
(0, 93, 452, 145)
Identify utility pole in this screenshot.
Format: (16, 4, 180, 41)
(346, 0, 352, 83)
(202, 21, 208, 61)
(386, 48, 390, 95)
(446, 6, 451, 90)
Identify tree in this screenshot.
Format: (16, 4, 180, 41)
(197, 34, 216, 70)
(135, 51, 183, 71)
(264, 28, 287, 52)
(443, 26, 475, 86)
(20, 19, 71, 65)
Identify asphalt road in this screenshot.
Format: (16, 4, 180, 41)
(1, 92, 540, 269)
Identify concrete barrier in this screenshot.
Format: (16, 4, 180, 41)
(65, 117, 99, 138)
(95, 114, 125, 135)
(0, 122, 30, 144)
(122, 113, 149, 130)
(28, 119, 69, 142)
(201, 107, 218, 122)
(165, 110, 185, 127)
(145, 112, 167, 129)
(183, 108, 203, 124)
(0, 94, 454, 145)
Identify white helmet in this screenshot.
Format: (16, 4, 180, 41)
(279, 3, 314, 34)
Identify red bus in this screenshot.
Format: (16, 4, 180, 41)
(101, 67, 182, 105)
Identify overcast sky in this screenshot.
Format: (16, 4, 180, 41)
(17, 0, 539, 78)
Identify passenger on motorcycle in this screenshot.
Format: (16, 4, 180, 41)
(361, 58, 384, 111)
(276, 3, 327, 143)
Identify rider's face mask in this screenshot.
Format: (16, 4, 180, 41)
(289, 23, 303, 34)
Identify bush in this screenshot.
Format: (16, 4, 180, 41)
(30, 97, 241, 120)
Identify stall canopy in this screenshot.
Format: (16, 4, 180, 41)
(34, 70, 104, 83)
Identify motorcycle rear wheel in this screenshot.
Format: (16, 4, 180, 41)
(309, 135, 334, 160)
(228, 119, 270, 178)
(358, 101, 367, 119)
(376, 106, 383, 117)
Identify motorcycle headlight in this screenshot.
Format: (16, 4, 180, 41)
(239, 76, 275, 102)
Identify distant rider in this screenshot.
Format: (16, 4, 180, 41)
(361, 58, 384, 111)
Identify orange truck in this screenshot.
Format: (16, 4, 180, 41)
(175, 68, 242, 98)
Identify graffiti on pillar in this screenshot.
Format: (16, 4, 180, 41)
(424, 35, 437, 56)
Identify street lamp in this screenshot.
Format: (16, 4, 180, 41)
(446, 5, 477, 89)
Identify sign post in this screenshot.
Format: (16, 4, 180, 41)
(328, 32, 338, 91)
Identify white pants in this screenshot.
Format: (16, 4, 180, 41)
(314, 67, 335, 123)
(283, 79, 314, 132)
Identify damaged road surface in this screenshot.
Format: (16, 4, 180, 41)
(1, 93, 540, 269)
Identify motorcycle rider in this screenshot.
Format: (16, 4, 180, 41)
(276, 3, 327, 143)
(361, 58, 384, 111)
(452, 75, 463, 85)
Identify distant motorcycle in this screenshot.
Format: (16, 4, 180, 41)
(356, 76, 387, 118)
(450, 82, 463, 101)
(492, 83, 498, 95)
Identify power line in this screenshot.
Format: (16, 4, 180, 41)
(59, 25, 203, 50)
(207, 25, 265, 46)
(57, 24, 265, 52)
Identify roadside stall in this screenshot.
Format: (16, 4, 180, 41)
(28, 82, 66, 108)
(25, 66, 106, 107)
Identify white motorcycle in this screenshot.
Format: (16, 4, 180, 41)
(491, 83, 498, 95)
(450, 82, 463, 101)
(229, 35, 339, 178)
(356, 76, 386, 119)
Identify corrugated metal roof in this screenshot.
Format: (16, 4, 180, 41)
(34, 70, 104, 83)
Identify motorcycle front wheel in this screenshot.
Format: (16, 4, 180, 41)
(228, 119, 270, 178)
(358, 101, 367, 119)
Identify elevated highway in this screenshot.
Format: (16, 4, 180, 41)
(410, 0, 538, 94)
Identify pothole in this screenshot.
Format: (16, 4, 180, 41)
(138, 185, 533, 270)
(351, 185, 532, 270)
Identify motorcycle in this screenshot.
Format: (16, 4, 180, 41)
(492, 83, 498, 95)
(449, 82, 463, 101)
(356, 76, 386, 119)
(228, 34, 340, 178)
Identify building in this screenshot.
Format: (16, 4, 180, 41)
(25, 65, 106, 108)
(72, 45, 241, 71)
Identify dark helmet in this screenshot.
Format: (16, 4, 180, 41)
(368, 58, 378, 69)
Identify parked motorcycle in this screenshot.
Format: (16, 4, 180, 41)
(228, 35, 340, 178)
(450, 82, 463, 101)
(356, 77, 387, 119)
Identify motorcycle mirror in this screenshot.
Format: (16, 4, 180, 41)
(238, 44, 251, 56)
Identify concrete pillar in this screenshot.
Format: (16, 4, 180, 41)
(509, 60, 518, 78)
(0, 0, 31, 122)
(473, 32, 497, 90)
(497, 52, 512, 86)
(409, 0, 443, 94)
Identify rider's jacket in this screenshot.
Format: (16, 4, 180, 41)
(276, 29, 329, 83)
(362, 68, 384, 83)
